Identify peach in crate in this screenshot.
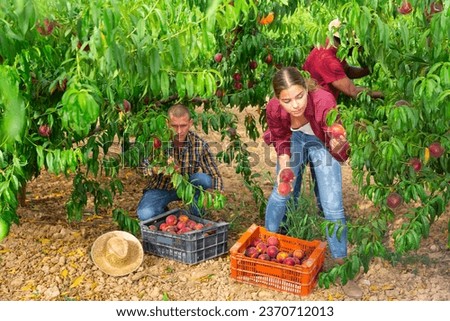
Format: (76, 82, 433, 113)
(140, 208, 228, 264)
(229, 224, 327, 296)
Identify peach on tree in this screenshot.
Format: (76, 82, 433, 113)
(38, 124, 51, 137)
(214, 53, 223, 63)
(398, 1, 413, 15)
(386, 192, 403, 209)
(409, 158, 422, 172)
(153, 137, 162, 149)
(428, 142, 444, 158)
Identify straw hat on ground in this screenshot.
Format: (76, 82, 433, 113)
(91, 231, 144, 277)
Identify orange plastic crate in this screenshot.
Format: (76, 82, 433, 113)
(230, 224, 327, 296)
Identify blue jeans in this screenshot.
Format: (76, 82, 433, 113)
(137, 173, 212, 221)
(265, 131, 347, 259)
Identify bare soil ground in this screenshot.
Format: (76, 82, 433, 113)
(0, 107, 449, 301)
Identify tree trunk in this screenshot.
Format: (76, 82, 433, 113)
(18, 183, 27, 207)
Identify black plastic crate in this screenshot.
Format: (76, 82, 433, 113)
(140, 208, 229, 264)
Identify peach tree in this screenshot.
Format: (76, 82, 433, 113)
(0, 0, 251, 235)
(255, 0, 448, 287)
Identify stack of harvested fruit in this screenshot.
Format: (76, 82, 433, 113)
(230, 224, 327, 296)
(140, 208, 229, 264)
(146, 212, 214, 235)
(243, 235, 307, 265)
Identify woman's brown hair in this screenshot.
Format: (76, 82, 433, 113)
(272, 67, 317, 98)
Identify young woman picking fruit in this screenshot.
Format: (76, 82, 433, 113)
(263, 67, 361, 298)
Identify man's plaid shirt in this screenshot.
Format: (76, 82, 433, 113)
(143, 131, 224, 191)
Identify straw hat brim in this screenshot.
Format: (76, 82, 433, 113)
(91, 231, 144, 277)
(328, 18, 341, 38)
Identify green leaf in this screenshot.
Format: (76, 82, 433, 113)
(176, 73, 186, 98)
(170, 37, 183, 70)
(160, 71, 170, 98)
(185, 73, 194, 98)
(196, 72, 205, 96)
(0, 66, 26, 147)
(149, 47, 161, 75)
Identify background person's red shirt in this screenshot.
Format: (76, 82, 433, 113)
(302, 45, 348, 100)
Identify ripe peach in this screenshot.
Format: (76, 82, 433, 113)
(153, 137, 162, 149)
(214, 53, 223, 63)
(387, 192, 403, 209)
(176, 221, 186, 230)
(38, 124, 51, 137)
(255, 242, 267, 254)
(276, 251, 289, 263)
(329, 123, 346, 138)
(178, 214, 189, 223)
(266, 236, 280, 247)
(250, 237, 263, 247)
(258, 253, 270, 261)
(292, 249, 305, 260)
(159, 223, 168, 231)
(165, 226, 177, 234)
(409, 158, 422, 172)
(123, 99, 131, 112)
(232, 72, 241, 81)
(165, 214, 178, 226)
(266, 245, 279, 258)
(292, 257, 301, 265)
(395, 99, 410, 107)
(194, 223, 204, 230)
(278, 181, 291, 196)
(279, 168, 294, 183)
(186, 220, 197, 229)
(397, 0, 413, 14)
(148, 224, 157, 231)
(178, 227, 192, 234)
(245, 246, 259, 258)
(283, 257, 296, 266)
(429, 142, 444, 158)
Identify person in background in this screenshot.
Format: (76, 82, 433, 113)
(263, 66, 362, 299)
(303, 18, 384, 101)
(137, 104, 223, 221)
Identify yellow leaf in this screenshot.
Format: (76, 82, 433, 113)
(424, 147, 430, 164)
(39, 238, 51, 245)
(85, 214, 104, 222)
(382, 284, 394, 290)
(21, 282, 36, 292)
(61, 269, 68, 279)
(70, 275, 84, 288)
